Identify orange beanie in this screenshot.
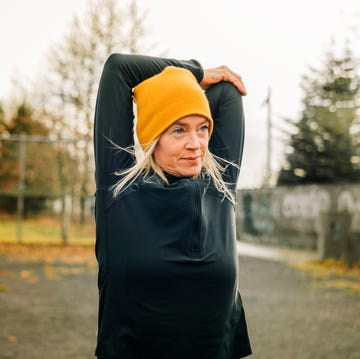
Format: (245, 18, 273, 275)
(133, 66, 213, 150)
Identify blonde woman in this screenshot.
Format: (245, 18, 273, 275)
(94, 53, 252, 359)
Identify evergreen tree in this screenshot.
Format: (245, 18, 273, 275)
(278, 45, 360, 185)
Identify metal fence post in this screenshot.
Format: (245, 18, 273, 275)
(17, 135, 26, 243)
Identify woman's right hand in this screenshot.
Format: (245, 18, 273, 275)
(200, 66, 247, 95)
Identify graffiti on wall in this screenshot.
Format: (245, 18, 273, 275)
(241, 192, 280, 235)
(337, 190, 360, 212)
(282, 187, 331, 219)
(238, 185, 360, 247)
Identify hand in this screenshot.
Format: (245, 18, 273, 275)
(200, 66, 247, 96)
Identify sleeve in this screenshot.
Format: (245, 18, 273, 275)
(94, 53, 204, 190)
(205, 82, 245, 191)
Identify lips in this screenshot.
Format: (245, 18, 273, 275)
(183, 156, 200, 160)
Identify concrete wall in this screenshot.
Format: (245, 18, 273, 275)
(236, 184, 360, 258)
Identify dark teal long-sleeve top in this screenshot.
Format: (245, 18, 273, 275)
(93, 53, 252, 359)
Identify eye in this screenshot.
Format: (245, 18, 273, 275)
(173, 127, 185, 134)
(199, 124, 209, 133)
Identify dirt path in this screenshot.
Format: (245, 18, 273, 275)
(0, 245, 359, 359)
(0, 246, 98, 359)
(238, 256, 360, 359)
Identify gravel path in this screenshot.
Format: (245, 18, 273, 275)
(238, 256, 360, 359)
(0, 245, 359, 359)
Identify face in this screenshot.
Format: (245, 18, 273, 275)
(153, 115, 210, 178)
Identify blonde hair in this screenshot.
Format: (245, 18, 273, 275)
(111, 139, 238, 204)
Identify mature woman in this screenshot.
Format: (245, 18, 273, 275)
(94, 53, 252, 359)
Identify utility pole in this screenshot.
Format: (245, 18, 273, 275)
(263, 87, 272, 186)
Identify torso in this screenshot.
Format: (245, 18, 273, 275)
(95, 176, 238, 358)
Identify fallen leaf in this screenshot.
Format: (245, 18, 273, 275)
(7, 335, 17, 343)
(291, 259, 360, 293)
(19, 270, 39, 284)
(0, 270, 11, 278)
(0, 283, 10, 292)
(0, 244, 96, 267)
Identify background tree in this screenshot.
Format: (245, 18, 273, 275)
(0, 103, 5, 128)
(0, 103, 57, 215)
(41, 0, 154, 223)
(277, 44, 360, 185)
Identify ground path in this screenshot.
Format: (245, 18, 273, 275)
(0, 243, 359, 358)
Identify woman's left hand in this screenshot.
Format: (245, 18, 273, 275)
(200, 66, 247, 95)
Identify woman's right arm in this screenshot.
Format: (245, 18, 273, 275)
(94, 53, 204, 190)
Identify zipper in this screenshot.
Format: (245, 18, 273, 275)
(190, 179, 202, 258)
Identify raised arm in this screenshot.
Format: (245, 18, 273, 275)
(94, 53, 204, 190)
(205, 77, 246, 191)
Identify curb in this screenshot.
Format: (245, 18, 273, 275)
(237, 241, 318, 263)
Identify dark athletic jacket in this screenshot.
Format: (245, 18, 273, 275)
(94, 53, 252, 359)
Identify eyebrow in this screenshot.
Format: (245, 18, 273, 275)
(173, 119, 209, 127)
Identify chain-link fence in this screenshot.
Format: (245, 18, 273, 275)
(0, 134, 95, 245)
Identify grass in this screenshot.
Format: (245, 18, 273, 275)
(0, 217, 95, 246)
(1, 217, 359, 294)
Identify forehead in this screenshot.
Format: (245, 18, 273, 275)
(172, 115, 209, 127)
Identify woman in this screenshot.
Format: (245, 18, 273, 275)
(94, 53, 252, 359)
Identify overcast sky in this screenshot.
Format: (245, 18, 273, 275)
(1, 0, 359, 188)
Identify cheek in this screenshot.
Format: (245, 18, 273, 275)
(154, 143, 177, 167)
(201, 137, 209, 151)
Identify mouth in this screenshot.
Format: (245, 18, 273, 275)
(183, 156, 200, 160)
(181, 156, 203, 165)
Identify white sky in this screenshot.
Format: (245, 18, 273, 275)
(1, 0, 359, 188)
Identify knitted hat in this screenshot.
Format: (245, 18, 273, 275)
(133, 66, 213, 150)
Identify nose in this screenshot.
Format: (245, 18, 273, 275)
(185, 132, 201, 149)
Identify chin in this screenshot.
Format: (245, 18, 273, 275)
(182, 168, 202, 178)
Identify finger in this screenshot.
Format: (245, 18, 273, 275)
(236, 77, 247, 96)
(224, 72, 247, 95)
(220, 67, 247, 95)
(230, 72, 247, 95)
(235, 80, 247, 96)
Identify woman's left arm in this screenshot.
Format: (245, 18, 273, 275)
(202, 66, 247, 189)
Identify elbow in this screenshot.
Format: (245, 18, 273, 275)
(104, 53, 121, 70)
(103, 53, 130, 73)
